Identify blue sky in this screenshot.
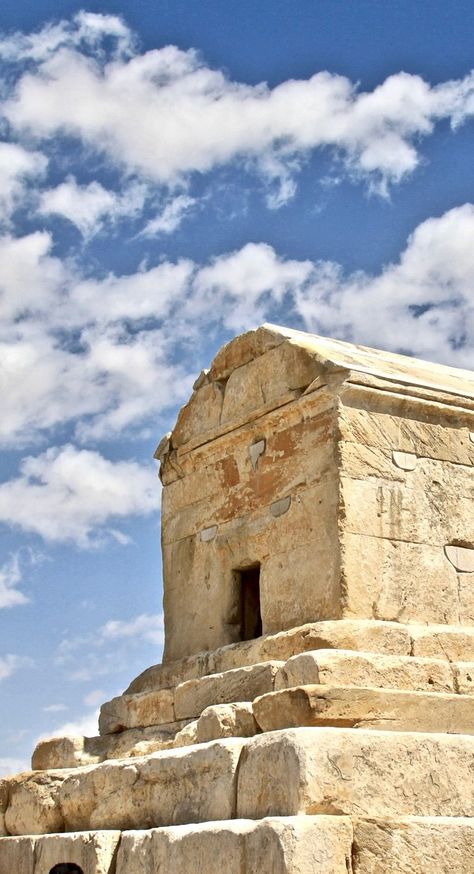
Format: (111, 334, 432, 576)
(0, 0, 473, 775)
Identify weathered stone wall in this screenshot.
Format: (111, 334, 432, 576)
(162, 388, 341, 661)
(338, 386, 474, 625)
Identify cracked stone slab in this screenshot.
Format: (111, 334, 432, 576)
(253, 685, 474, 734)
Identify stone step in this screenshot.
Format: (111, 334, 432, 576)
(99, 661, 282, 735)
(275, 648, 464, 693)
(2, 816, 474, 873)
(125, 619, 474, 695)
(31, 720, 194, 771)
(237, 727, 474, 820)
(253, 684, 474, 733)
(32, 646, 474, 772)
(32, 703, 258, 772)
(5, 728, 474, 835)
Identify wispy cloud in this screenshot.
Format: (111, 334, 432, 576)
(0, 654, 32, 682)
(101, 612, 164, 645)
(0, 553, 29, 609)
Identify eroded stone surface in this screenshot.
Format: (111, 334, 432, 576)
(352, 816, 474, 873)
(99, 688, 175, 734)
(4, 771, 72, 836)
(253, 685, 474, 734)
(58, 739, 245, 832)
(196, 703, 258, 743)
(116, 816, 353, 874)
(237, 727, 474, 819)
(275, 649, 455, 693)
(174, 662, 282, 720)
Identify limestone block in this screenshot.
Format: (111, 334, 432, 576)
(4, 771, 73, 836)
(32, 735, 108, 770)
(105, 721, 191, 757)
(125, 620, 415, 696)
(237, 727, 474, 818)
(35, 830, 121, 874)
(116, 815, 353, 874)
(253, 685, 474, 734)
(337, 404, 474, 467)
(455, 664, 474, 695)
(0, 835, 35, 874)
(174, 662, 282, 720)
(342, 532, 464, 625)
(99, 688, 175, 734)
(275, 649, 454, 693)
(352, 816, 474, 873)
(0, 781, 8, 837)
(59, 739, 245, 832)
(196, 703, 258, 743)
(32, 722, 194, 770)
(410, 625, 474, 660)
(172, 720, 199, 747)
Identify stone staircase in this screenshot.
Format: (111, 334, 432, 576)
(2, 617, 474, 872)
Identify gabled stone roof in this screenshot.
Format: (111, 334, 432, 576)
(214, 323, 474, 401)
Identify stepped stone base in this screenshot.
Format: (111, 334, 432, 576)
(5, 619, 474, 870)
(2, 816, 474, 873)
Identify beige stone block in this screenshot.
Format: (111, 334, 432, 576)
(4, 771, 72, 836)
(455, 663, 474, 695)
(338, 404, 474, 467)
(125, 654, 210, 693)
(34, 830, 121, 874)
(352, 816, 474, 873)
(0, 782, 8, 837)
(342, 532, 461, 625)
(196, 703, 258, 743)
(174, 662, 282, 720)
(105, 721, 192, 758)
(99, 688, 175, 734)
(253, 685, 474, 734)
(341, 465, 474, 548)
(116, 815, 353, 874)
(32, 735, 108, 770)
(275, 649, 455, 693)
(0, 835, 35, 874)
(410, 625, 474, 660)
(125, 620, 415, 697)
(59, 739, 245, 832)
(237, 727, 474, 818)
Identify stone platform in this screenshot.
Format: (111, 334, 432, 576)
(3, 618, 474, 873)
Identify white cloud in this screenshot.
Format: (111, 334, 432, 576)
(0, 204, 472, 455)
(101, 612, 164, 645)
(0, 553, 29, 609)
(0, 654, 31, 682)
(38, 709, 99, 741)
(293, 203, 474, 367)
(2, 17, 474, 201)
(39, 176, 146, 237)
(0, 142, 47, 223)
(141, 195, 197, 236)
(0, 444, 160, 546)
(193, 242, 313, 330)
(0, 12, 132, 63)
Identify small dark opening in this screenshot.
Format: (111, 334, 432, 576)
(236, 564, 262, 641)
(49, 866, 84, 874)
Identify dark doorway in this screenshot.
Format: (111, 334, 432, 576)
(49, 866, 84, 874)
(235, 564, 262, 640)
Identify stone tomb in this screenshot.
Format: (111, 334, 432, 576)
(1, 324, 474, 873)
